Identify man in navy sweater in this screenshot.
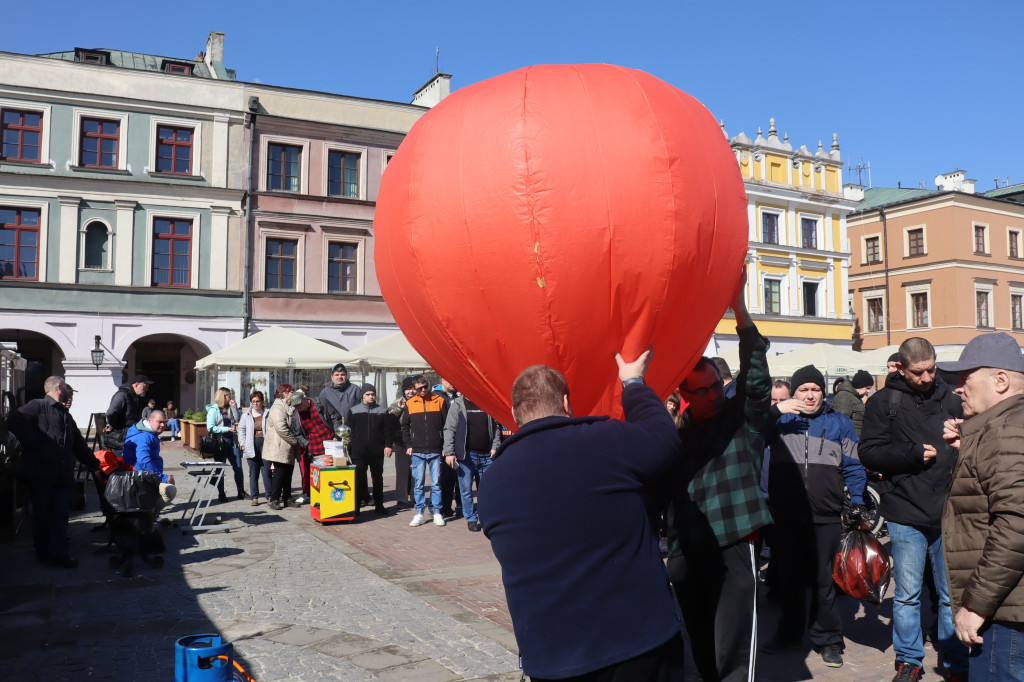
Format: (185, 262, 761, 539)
(479, 350, 683, 681)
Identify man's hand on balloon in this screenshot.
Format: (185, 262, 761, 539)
(615, 348, 652, 383)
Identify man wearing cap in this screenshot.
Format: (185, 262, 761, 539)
(762, 364, 868, 669)
(104, 374, 153, 453)
(832, 369, 873, 436)
(292, 389, 334, 505)
(860, 337, 968, 682)
(939, 332, 1024, 681)
(319, 364, 363, 433)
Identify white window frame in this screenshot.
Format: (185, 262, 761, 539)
(973, 222, 990, 255)
(259, 134, 309, 194)
(148, 116, 203, 177)
(903, 224, 927, 257)
(975, 282, 994, 328)
(383, 150, 395, 168)
(1008, 228, 1022, 259)
(861, 232, 883, 264)
(759, 208, 784, 245)
(257, 224, 306, 293)
(78, 217, 113, 271)
(321, 232, 366, 295)
(322, 143, 368, 201)
(1010, 284, 1024, 330)
(797, 213, 822, 250)
(144, 209, 201, 289)
(905, 283, 931, 329)
(0, 197, 50, 281)
(863, 294, 886, 333)
(0, 99, 52, 164)
(799, 275, 825, 317)
(760, 273, 787, 315)
(71, 108, 130, 171)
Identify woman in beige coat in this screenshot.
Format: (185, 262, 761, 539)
(264, 383, 299, 510)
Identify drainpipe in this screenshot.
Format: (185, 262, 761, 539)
(242, 96, 259, 337)
(879, 207, 891, 346)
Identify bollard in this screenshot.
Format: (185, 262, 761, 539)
(174, 634, 234, 682)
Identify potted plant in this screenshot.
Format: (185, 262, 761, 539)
(181, 409, 208, 451)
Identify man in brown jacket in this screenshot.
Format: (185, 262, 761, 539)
(940, 332, 1024, 682)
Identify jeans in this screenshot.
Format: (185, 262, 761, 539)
(456, 451, 492, 523)
(247, 438, 271, 500)
(969, 621, 1024, 681)
(167, 419, 180, 437)
(888, 522, 968, 674)
(410, 452, 442, 515)
(214, 435, 245, 498)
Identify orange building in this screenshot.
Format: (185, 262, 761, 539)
(846, 172, 1024, 350)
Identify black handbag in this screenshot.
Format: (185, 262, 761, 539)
(200, 433, 225, 457)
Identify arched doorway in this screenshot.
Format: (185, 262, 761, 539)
(123, 334, 211, 414)
(0, 329, 66, 403)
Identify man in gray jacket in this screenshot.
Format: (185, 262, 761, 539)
(443, 391, 501, 532)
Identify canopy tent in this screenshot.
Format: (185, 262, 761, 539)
(768, 343, 874, 377)
(194, 327, 356, 370)
(343, 332, 427, 369)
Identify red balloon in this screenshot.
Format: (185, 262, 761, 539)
(375, 64, 748, 427)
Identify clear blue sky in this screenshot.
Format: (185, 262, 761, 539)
(6, 0, 1021, 191)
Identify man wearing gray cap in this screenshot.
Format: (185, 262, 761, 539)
(940, 332, 1024, 682)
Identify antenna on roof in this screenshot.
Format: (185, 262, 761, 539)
(847, 158, 872, 187)
(435, 47, 439, 75)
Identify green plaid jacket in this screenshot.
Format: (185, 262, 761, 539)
(666, 325, 774, 555)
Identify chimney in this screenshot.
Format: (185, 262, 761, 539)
(204, 31, 225, 72)
(934, 170, 976, 194)
(843, 184, 865, 202)
(412, 73, 452, 108)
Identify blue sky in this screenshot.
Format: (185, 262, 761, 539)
(6, 1, 1021, 191)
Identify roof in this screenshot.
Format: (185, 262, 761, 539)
(36, 48, 235, 81)
(854, 187, 939, 212)
(983, 182, 1024, 201)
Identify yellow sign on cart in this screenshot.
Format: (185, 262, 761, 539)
(310, 465, 357, 523)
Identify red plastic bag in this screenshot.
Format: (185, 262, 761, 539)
(833, 529, 891, 604)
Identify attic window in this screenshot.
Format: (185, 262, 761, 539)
(76, 50, 109, 65)
(165, 62, 192, 75)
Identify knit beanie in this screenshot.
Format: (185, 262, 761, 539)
(361, 383, 376, 396)
(887, 353, 899, 364)
(401, 376, 416, 391)
(790, 365, 826, 393)
(851, 370, 873, 389)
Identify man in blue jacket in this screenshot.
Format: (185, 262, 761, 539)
(479, 350, 683, 681)
(122, 410, 176, 513)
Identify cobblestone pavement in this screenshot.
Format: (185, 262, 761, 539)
(0, 440, 950, 681)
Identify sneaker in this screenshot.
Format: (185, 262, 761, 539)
(293, 495, 307, 504)
(819, 644, 843, 668)
(409, 513, 427, 527)
(467, 521, 481, 532)
(433, 513, 446, 526)
(893, 661, 923, 682)
(268, 501, 283, 510)
(760, 636, 801, 654)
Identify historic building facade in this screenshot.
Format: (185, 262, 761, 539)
(847, 173, 1024, 350)
(710, 119, 857, 355)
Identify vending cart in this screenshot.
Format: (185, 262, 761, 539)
(310, 464, 357, 524)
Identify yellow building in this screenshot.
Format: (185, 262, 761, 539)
(710, 119, 858, 356)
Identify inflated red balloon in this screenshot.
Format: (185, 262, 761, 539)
(375, 64, 748, 427)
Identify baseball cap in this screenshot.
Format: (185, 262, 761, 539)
(936, 332, 1024, 374)
(331, 363, 347, 373)
(289, 389, 306, 406)
(130, 374, 155, 385)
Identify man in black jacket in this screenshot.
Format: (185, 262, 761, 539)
(103, 375, 153, 453)
(859, 337, 968, 682)
(344, 385, 400, 516)
(8, 376, 103, 567)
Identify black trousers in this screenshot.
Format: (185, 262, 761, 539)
(270, 462, 294, 504)
(530, 633, 685, 682)
(439, 458, 459, 512)
(668, 540, 758, 682)
(394, 447, 412, 503)
(352, 448, 385, 510)
(771, 520, 843, 650)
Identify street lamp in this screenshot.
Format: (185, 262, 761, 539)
(91, 335, 105, 369)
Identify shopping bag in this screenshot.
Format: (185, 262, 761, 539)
(833, 527, 891, 604)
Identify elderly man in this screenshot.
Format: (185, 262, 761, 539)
(7, 377, 103, 567)
(479, 351, 683, 681)
(122, 409, 177, 514)
(940, 332, 1024, 682)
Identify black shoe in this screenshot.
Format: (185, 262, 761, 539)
(453, 508, 464, 520)
(819, 644, 843, 668)
(374, 506, 390, 516)
(268, 501, 283, 510)
(441, 508, 455, 519)
(286, 499, 301, 508)
(892, 660, 923, 681)
(237, 491, 246, 500)
(761, 636, 801, 654)
(218, 492, 228, 503)
(46, 555, 79, 568)
(467, 521, 481, 532)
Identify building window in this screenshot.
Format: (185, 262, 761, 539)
(1012, 294, 1023, 331)
(327, 242, 357, 293)
(165, 63, 192, 75)
(865, 236, 881, 263)
(155, 126, 193, 174)
(911, 292, 929, 328)
(267, 143, 301, 192)
(152, 218, 192, 286)
(80, 118, 119, 168)
(1010, 229, 1021, 259)
(83, 222, 108, 269)
(763, 279, 782, 314)
(76, 50, 108, 65)
(867, 297, 884, 332)
(801, 218, 817, 249)
(762, 213, 779, 244)
(976, 290, 991, 328)
(908, 228, 925, 257)
(1, 109, 42, 162)
(974, 225, 988, 254)
(802, 281, 818, 316)
(0, 207, 39, 280)
(266, 238, 297, 290)
(327, 151, 360, 198)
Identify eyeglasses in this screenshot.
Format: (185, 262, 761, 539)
(680, 382, 723, 398)
(415, 386, 429, 392)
